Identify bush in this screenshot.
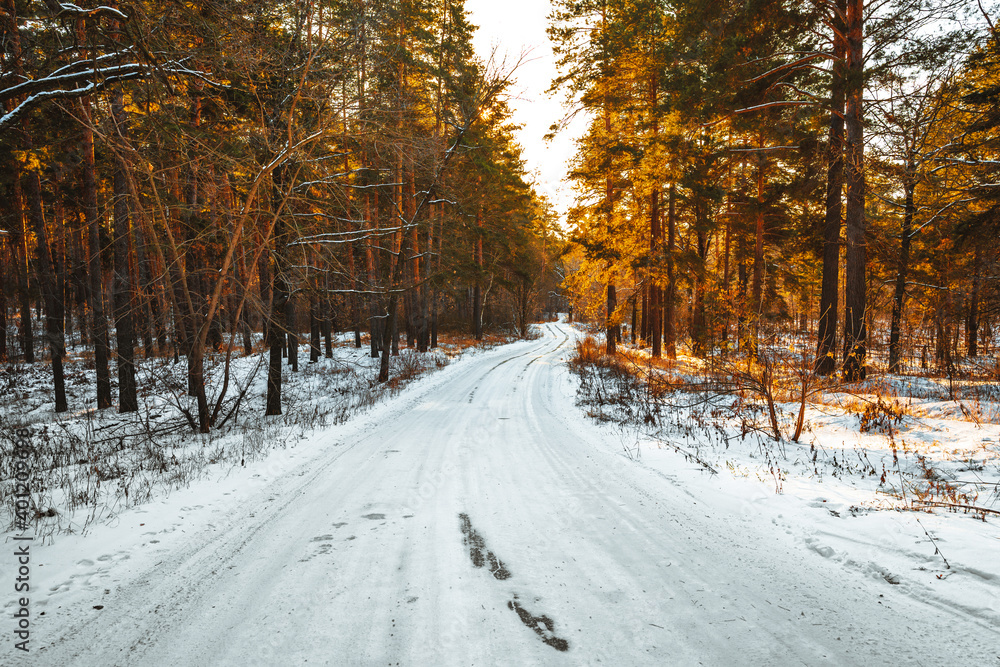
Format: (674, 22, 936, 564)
(858, 397, 905, 436)
(573, 336, 603, 366)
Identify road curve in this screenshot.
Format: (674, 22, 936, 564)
(34, 323, 1000, 666)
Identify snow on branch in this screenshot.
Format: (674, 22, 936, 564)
(0, 69, 146, 131)
(159, 61, 226, 88)
(41, 0, 128, 20)
(0, 54, 227, 131)
(0, 60, 143, 105)
(290, 228, 404, 247)
(732, 100, 817, 115)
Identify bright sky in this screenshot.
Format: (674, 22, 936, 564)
(463, 0, 584, 224)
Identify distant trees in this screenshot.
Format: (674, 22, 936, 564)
(1, 0, 561, 427)
(552, 0, 998, 379)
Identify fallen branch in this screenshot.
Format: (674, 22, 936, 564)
(911, 500, 1000, 517)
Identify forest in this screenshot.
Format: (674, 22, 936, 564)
(1, 0, 562, 433)
(551, 0, 999, 386)
(2, 0, 999, 452)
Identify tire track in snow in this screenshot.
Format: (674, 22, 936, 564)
(31, 321, 1000, 666)
(458, 513, 570, 652)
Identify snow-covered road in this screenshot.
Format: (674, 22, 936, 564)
(29, 323, 1000, 666)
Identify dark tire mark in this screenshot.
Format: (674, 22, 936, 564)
(507, 596, 570, 652)
(458, 514, 569, 652)
(488, 347, 536, 372)
(458, 513, 511, 580)
(511, 333, 570, 385)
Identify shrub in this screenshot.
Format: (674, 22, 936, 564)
(858, 397, 905, 436)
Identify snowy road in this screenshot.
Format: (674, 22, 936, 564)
(31, 323, 1000, 666)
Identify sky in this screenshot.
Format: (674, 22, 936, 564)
(463, 0, 585, 224)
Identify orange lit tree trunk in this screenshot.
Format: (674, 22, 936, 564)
(842, 0, 867, 382)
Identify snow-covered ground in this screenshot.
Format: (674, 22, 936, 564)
(3, 321, 999, 665)
(0, 332, 500, 535)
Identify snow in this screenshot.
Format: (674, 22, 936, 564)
(4, 321, 1000, 665)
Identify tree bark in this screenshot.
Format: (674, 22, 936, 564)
(365, 190, 381, 358)
(15, 180, 33, 364)
(888, 176, 914, 373)
(79, 97, 113, 407)
(751, 138, 766, 355)
(0, 233, 7, 362)
(841, 0, 867, 382)
(111, 86, 138, 412)
(286, 295, 298, 371)
(650, 187, 662, 358)
(23, 156, 68, 412)
(691, 225, 710, 358)
(310, 297, 321, 362)
(664, 185, 677, 359)
(265, 241, 288, 415)
(816, 0, 847, 375)
(967, 243, 982, 358)
(473, 190, 484, 340)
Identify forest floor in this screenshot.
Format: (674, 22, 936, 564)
(3, 320, 1000, 665)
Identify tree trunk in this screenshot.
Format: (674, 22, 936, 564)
(473, 196, 484, 340)
(841, 0, 867, 382)
(816, 0, 847, 375)
(751, 142, 766, 355)
(431, 199, 443, 349)
(348, 241, 362, 348)
(3, 0, 33, 365)
(691, 202, 710, 357)
(79, 97, 113, 407)
(420, 204, 432, 351)
(391, 300, 400, 356)
(664, 185, 676, 358)
(235, 241, 253, 356)
(265, 251, 287, 415)
(55, 204, 71, 350)
(0, 234, 7, 362)
(639, 284, 648, 345)
(650, 187, 662, 358)
(257, 229, 272, 345)
(967, 243, 982, 358)
(12, 178, 34, 364)
(310, 297, 321, 362)
(323, 291, 334, 358)
(112, 88, 138, 412)
(379, 297, 396, 383)
(721, 215, 732, 348)
(132, 207, 155, 357)
(888, 176, 914, 373)
(24, 157, 68, 412)
(365, 191, 381, 358)
(286, 295, 298, 371)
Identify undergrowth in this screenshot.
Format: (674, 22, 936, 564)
(568, 334, 1000, 513)
(0, 342, 456, 538)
